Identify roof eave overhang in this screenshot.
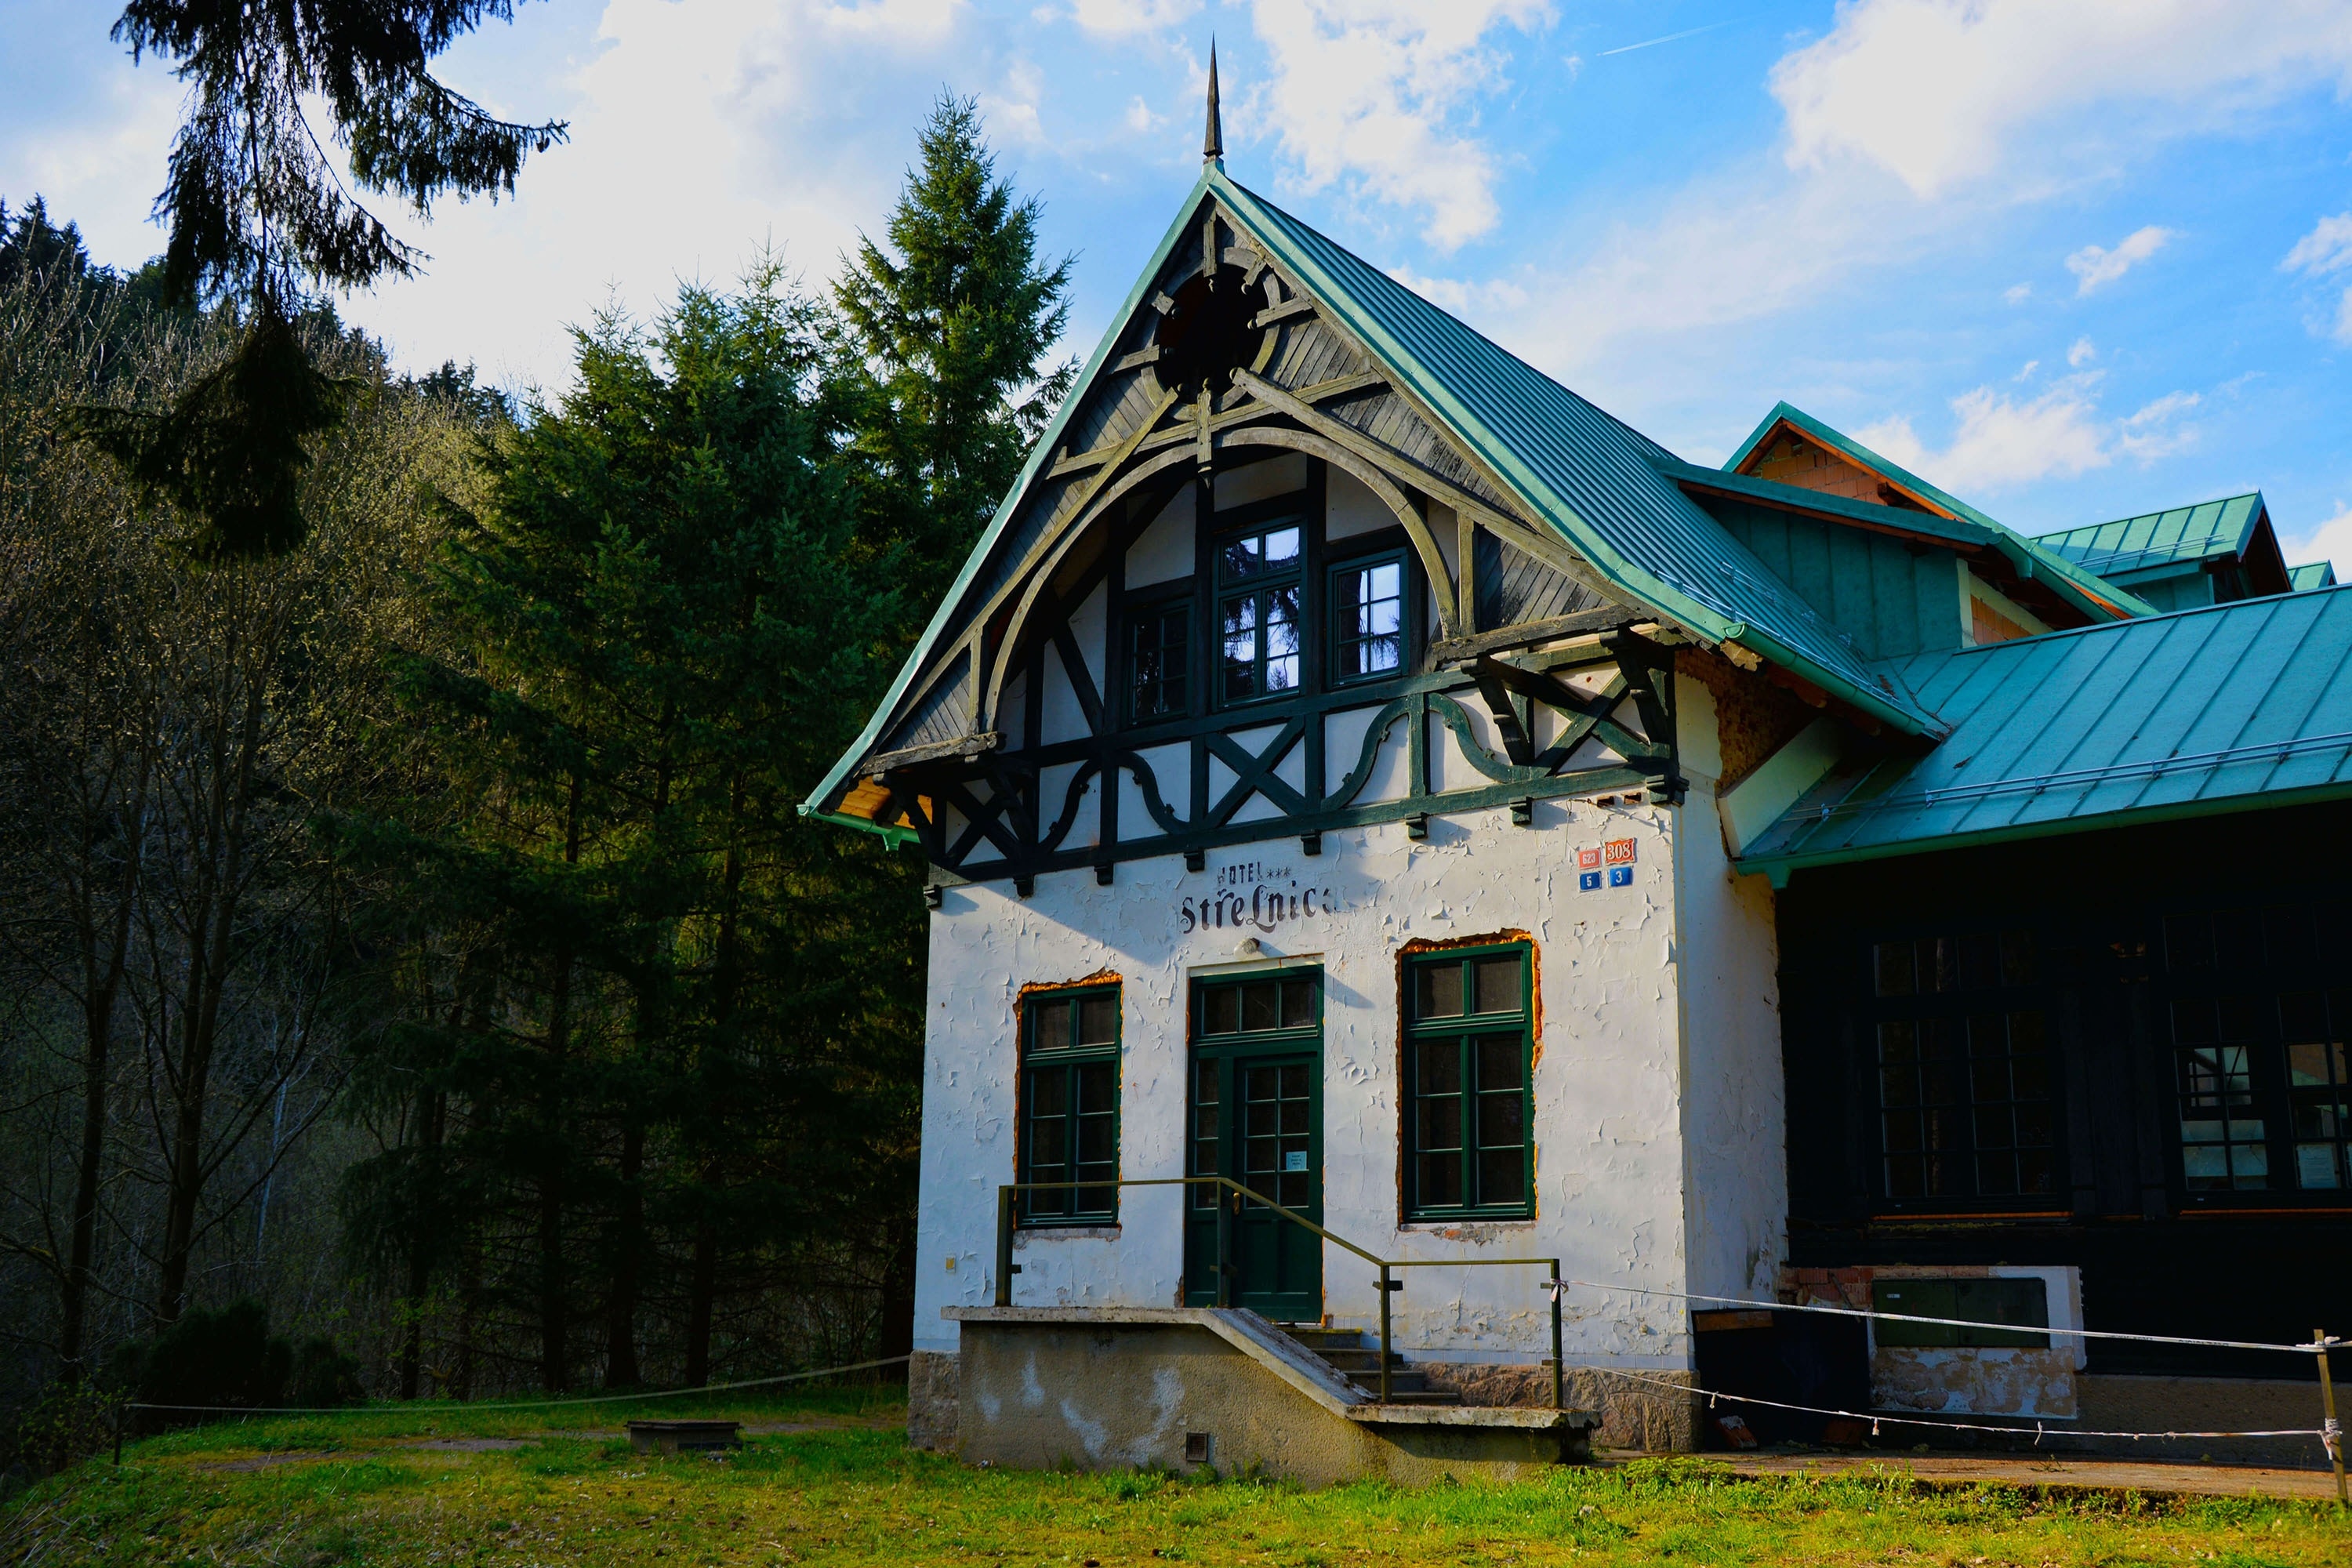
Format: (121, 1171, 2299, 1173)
(1738, 777, 2352, 888)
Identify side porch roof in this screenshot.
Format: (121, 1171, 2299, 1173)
(1737, 582, 2352, 884)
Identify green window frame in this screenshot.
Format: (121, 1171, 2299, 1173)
(1019, 985, 1120, 1225)
(1402, 944, 1534, 1220)
(1328, 550, 1408, 684)
(1215, 517, 1303, 705)
(1126, 598, 1191, 722)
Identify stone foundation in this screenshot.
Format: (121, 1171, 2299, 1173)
(908, 1349, 960, 1452)
(1421, 1363, 1700, 1452)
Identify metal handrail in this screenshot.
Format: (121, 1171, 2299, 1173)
(993, 1176, 1566, 1410)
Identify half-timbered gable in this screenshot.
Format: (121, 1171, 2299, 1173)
(808, 172, 1988, 888)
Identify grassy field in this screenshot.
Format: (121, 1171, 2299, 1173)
(5, 1389, 2347, 1567)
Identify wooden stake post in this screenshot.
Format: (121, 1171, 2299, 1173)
(2318, 1330, 2347, 1508)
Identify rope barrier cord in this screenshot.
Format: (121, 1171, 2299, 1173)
(1553, 1278, 2336, 1357)
(1588, 1366, 2325, 1443)
(124, 1354, 911, 1417)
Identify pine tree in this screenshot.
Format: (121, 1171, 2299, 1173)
(834, 95, 1075, 619)
(344, 265, 916, 1391)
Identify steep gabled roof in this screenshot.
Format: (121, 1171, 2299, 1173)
(1738, 583, 2352, 882)
(806, 170, 1961, 829)
(2034, 492, 2266, 581)
(1725, 401, 2153, 622)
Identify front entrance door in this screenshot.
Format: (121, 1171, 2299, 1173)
(1185, 968, 1323, 1321)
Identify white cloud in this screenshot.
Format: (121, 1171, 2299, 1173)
(1848, 375, 2205, 490)
(2281, 212, 2352, 344)
(1388, 264, 1530, 315)
(1858, 379, 2111, 492)
(1246, 0, 1555, 250)
(2067, 336, 2096, 366)
(2004, 282, 2032, 303)
(2067, 224, 2176, 294)
(336, 0, 977, 388)
(1771, 0, 2352, 198)
(2013, 359, 2038, 381)
(2283, 501, 2352, 579)
(2282, 211, 2352, 274)
(2118, 390, 2202, 459)
(1066, 0, 1200, 35)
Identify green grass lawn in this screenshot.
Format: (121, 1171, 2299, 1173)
(5, 1389, 2346, 1567)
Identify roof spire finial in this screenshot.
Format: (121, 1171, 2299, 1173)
(1203, 39, 1224, 165)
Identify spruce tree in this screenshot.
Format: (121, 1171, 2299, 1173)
(835, 95, 1075, 619)
(345, 266, 915, 1390)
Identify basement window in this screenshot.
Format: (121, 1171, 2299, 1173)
(1871, 1277, 2050, 1349)
(1019, 985, 1121, 1225)
(1402, 944, 1535, 1221)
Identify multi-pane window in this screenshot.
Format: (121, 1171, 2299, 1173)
(2162, 906, 2352, 1194)
(2281, 989, 2352, 1189)
(1871, 931, 2056, 1202)
(1127, 601, 1190, 720)
(2171, 996, 2267, 1190)
(1403, 945, 1534, 1218)
(1330, 554, 1405, 681)
(1020, 985, 1120, 1224)
(1217, 521, 1302, 702)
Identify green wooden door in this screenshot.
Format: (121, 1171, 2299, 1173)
(1185, 968, 1323, 1322)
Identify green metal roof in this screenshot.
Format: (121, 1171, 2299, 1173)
(1739, 583, 2352, 882)
(1213, 177, 1941, 735)
(1725, 401, 2154, 622)
(2034, 492, 2267, 583)
(2291, 561, 2339, 591)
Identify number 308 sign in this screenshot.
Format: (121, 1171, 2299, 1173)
(1577, 837, 1636, 891)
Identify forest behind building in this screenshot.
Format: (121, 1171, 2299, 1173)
(0, 98, 1070, 1442)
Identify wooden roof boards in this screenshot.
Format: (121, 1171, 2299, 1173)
(1737, 583, 2352, 884)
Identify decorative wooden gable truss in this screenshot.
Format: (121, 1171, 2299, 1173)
(808, 173, 1954, 887)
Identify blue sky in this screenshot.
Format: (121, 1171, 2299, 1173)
(9, 1, 2352, 570)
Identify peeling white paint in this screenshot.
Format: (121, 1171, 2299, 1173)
(913, 692, 1789, 1374)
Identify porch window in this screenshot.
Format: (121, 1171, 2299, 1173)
(1871, 932, 2056, 1201)
(1403, 944, 1534, 1220)
(1330, 553, 1406, 682)
(1127, 600, 1190, 721)
(1217, 519, 1303, 703)
(2281, 989, 2352, 1189)
(1019, 985, 1120, 1224)
(2162, 906, 2352, 1194)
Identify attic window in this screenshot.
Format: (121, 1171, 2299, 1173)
(1155, 264, 1268, 398)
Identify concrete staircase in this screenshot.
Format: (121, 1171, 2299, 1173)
(1281, 1325, 1463, 1405)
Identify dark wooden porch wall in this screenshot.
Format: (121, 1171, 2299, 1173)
(1775, 798, 2352, 1377)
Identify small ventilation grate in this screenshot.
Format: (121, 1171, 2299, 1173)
(1183, 1432, 1212, 1464)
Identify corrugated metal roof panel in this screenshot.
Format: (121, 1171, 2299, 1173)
(1741, 583, 2352, 877)
(2034, 493, 2265, 579)
(1214, 174, 1943, 735)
